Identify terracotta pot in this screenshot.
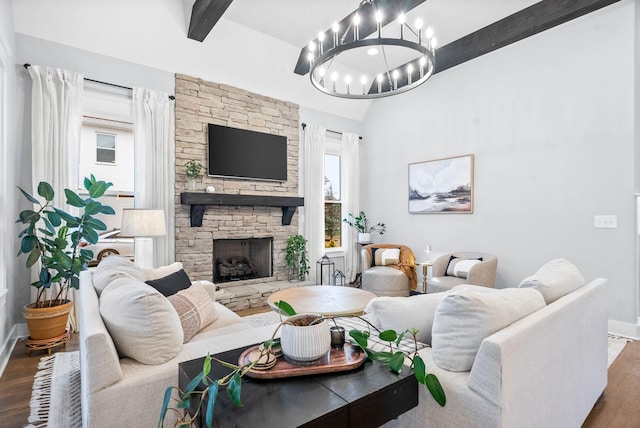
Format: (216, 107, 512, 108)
(281, 314, 331, 362)
(23, 300, 73, 340)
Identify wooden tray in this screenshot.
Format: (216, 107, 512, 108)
(239, 343, 365, 379)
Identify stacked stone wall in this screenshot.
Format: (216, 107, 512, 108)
(174, 74, 300, 287)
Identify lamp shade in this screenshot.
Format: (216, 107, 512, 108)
(120, 209, 166, 237)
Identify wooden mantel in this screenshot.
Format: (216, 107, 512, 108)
(180, 193, 304, 227)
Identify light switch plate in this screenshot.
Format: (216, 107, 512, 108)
(594, 215, 617, 229)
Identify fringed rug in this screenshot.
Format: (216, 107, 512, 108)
(26, 351, 81, 428)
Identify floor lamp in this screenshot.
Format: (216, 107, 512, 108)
(120, 209, 166, 269)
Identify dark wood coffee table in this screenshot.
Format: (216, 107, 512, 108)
(179, 345, 418, 428)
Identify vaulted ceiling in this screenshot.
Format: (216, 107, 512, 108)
(187, 0, 619, 78)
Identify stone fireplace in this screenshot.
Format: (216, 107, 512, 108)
(213, 237, 272, 285)
(173, 74, 301, 293)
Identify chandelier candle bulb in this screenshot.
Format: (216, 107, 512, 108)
(377, 74, 383, 93)
(392, 69, 399, 90)
(407, 64, 413, 84)
(353, 13, 360, 40)
(345, 75, 351, 94)
(398, 13, 405, 39)
(361, 75, 367, 95)
(318, 32, 325, 54)
(376, 10, 383, 37)
(332, 22, 339, 48)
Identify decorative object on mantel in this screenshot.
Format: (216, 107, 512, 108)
(303, 0, 437, 99)
(316, 255, 336, 286)
(16, 175, 115, 344)
(285, 234, 309, 282)
(344, 210, 386, 243)
(184, 160, 203, 191)
(205, 185, 215, 194)
(409, 154, 474, 214)
(159, 301, 445, 428)
(180, 193, 304, 227)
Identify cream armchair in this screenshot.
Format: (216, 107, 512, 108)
(429, 251, 498, 293)
(361, 244, 417, 297)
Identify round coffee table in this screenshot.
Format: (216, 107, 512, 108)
(267, 286, 377, 317)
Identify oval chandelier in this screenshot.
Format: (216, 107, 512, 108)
(306, 0, 437, 99)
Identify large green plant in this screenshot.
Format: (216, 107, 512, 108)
(343, 211, 386, 235)
(285, 234, 309, 280)
(159, 301, 445, 428)
(17, 175, 115, 307)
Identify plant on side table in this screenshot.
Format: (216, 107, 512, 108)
(158, 301, 445, 428)
(17, 175, 115, 340)
(343, 210, 386, 243)
(285, 234, 309, 282)
(185, 160, 203, 192)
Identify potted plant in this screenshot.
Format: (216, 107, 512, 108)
(185, 160, 203, 191)
(285, 234, 309, 282)
(343, 211, 386, 243)
(17, 175, 114, 340)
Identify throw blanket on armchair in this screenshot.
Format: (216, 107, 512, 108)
(364, 244, 418, 290)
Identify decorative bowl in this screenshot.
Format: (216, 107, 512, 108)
(280, 314, 331, 362)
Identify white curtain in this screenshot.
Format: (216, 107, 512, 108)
(132, 88, 175, 268)
(341, 132, 360, 283)
(28, 65, 83, 207)
(28, 65, 84, 330)
(302, 124, 326, 282)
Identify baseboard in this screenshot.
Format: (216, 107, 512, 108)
(608, 319, 640, 340)
(0, 324, 19, 378)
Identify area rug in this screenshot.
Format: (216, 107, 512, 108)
(25, 351, 81, 428)
(25, 321, 633, 427)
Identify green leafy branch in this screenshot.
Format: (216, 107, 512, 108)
(343, 211, 386, 235)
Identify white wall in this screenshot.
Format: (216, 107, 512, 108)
(361, 1, 638, 335)
(0, 0, 29, 374)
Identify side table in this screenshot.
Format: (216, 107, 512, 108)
(416, 261, 433, 293)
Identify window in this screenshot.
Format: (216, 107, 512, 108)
(96, 132, 116, 163)
(324, 148, 342, 249)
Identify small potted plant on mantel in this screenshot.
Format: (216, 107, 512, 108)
(185, 160, 203, 192)
(16, 175, 115, 341)
(343, 211, 386, 243)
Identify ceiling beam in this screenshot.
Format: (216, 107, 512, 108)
(293, 0, 427, 76)
(188, 0, 234, 42)
(434, 0, 620, 75)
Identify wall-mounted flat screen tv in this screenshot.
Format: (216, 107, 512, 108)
(207, 124, 287, 181)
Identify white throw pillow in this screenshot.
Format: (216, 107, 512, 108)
(452, 259, 481, 279)
(99, 277, 183, 364)
(431, 287, 546, 372)
(365, 292, 448, 344)
(518, 258, 585, 304)
(373, 248, 401, 266)
(92, 255, 145, 296)
(141, 262, 184, 281)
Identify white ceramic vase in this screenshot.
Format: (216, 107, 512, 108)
(280, 314, 331, 362)
(358, 232, 371, 243)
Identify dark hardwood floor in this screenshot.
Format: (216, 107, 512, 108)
(0, 317, 637, 428)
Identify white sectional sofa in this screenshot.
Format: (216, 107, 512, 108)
(78, 259, 608, 428)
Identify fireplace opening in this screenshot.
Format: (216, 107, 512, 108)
(213, 238, 273, 283)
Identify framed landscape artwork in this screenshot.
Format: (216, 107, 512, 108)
(408, 154, 474, 214)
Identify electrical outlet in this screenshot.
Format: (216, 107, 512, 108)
(594, 215, 617, 229)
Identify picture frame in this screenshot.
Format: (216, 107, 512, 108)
(408, 154, 474, 214)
